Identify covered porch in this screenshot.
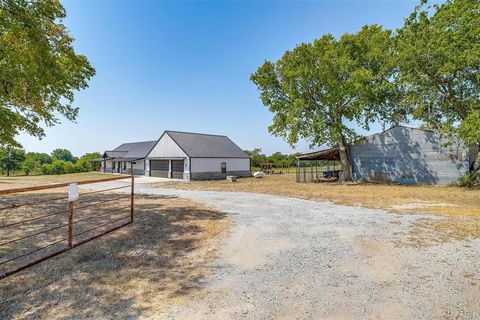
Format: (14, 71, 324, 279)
(92, 155, 144, 175)
(296, 148, 342, 183)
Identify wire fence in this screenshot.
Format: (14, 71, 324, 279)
(296, 160, 341, 183)
(0, 174, 134, 280)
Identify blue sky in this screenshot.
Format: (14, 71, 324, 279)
(18, 0, 423, 156)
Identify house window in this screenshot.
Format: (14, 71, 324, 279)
(221, 162, 226, 173)
(112, 162, 116, 170)
(123, 162, 127, 171)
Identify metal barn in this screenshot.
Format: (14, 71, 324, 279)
(297, 126, 477, 185)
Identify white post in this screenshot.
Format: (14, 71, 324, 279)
(168, 159, 172, 179)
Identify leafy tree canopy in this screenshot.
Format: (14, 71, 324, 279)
(76, 152, 102, 171)
(0, 0, 95, 147)
(26, 152, 52, 165)
(251, 25, 399, 180)
(51, 148, 73, 162)
(0, 146, 25, 176)
(244, 148, 266, 167)
(395, 0, 480, 144)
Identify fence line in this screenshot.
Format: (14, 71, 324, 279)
(0, 171, 135, 280)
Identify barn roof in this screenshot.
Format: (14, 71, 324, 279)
(165, 131, 249, 158)
(296, 147, 340, 161)
(295, 126, 431, 161)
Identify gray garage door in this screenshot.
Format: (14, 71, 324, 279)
(150, 160, 169, 178)
(171, 160, 184, 179)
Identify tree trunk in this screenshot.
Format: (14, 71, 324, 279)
(473, 152, 480, 173)
(338, 134, 353, 181)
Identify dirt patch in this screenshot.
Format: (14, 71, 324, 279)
(398, 216, 480, 247)
(147, 186, 480, 319)
(0, 191, 231, 319)
(155, 175, 480, 216)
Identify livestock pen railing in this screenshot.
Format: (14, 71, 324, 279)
(296, 160, 341, 183)
(0, 174, 134, 280)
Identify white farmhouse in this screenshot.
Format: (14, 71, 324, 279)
(96, 131, 251, 180)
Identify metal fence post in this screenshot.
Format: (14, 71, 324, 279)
(130, 162, 134, 223)
(68, 201, 73, 248)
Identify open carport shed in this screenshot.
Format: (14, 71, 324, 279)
(296, 148, 341, 183)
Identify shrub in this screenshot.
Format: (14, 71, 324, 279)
(457, 172, 480, 187)
(41, 163, 54, 175)
(64, 161, 75, 174)
(51, 160, 67, 175)
(22, 156, 41, 176)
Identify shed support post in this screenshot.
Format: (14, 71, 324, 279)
(296, 159, 300, 182)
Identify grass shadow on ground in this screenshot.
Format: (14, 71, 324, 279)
(0, 193, 229, 319)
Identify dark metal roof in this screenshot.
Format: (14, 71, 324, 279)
(104, 150, 127, 158)
(165, 131, 249, 158)
(297, 147, 340, 160)
(112, 140, 157, 158)
(99, 140, 157, 161)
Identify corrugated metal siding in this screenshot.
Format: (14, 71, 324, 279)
(350, 126, 470, 185)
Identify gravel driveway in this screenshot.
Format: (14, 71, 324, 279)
(90, 179, 480, 319)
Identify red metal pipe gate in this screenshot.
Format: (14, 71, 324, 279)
(0, 172, 135, 280)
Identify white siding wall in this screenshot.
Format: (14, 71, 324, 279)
(191, 158, 250, 173)
(146, 134, 188, 173)
(148, 133, 187, 158)
(104, 160, 113, 172)
(133, 159, 144, 170)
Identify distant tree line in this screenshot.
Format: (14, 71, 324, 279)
(0, 147, 101, 176)
(244, 148, 302, 168)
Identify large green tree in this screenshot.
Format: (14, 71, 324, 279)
(251, 25, 399, 181)
(51, 148, 73, 162)
(0, 146, 25, 176)
(26, 152, 52, 165)
(244, 148, 267, 167)
(0, 0, 95, 147)
(76, 152, 102, 171)
(395, 0, 480, 151)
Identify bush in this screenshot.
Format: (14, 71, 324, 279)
(51, 160, 67, 175)
(64, 161, 75, 174)
(41, 163, 54, 175)
(457, 172, 480, 187)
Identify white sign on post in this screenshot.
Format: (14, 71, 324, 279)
(68, 183, 79, 202)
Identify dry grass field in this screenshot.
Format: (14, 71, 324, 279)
(0, 172, 110, 191)
(0, 179, 230, 319)
(156, 174, 480, 242)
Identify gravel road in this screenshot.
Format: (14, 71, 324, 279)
(89, 179, 480, 319)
